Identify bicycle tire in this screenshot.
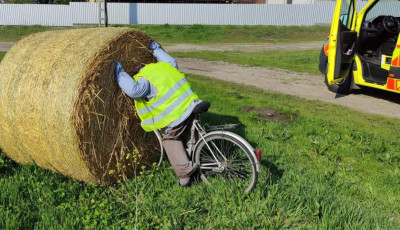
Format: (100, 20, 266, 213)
(143, 130, 164, 167)
(194, 132, 258, 193)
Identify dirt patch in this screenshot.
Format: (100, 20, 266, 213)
(229, 92, 244, 99)
(241, 106, 299, 123)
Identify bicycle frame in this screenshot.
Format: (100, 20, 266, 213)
(189, 118, 225, 169)
(187, 114, 236, 158)
(188, 115, 260, 173)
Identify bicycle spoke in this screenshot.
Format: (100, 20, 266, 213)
(203, 170, 220, 177)
(222, 168, 249, 181)
(229, 161, 257, 168)
(200, 151, 217, 164)
(229, 166, 252, 175)
(200, 163, 219, 167)
(209, 140, 228, 161)
(224, 140, 234, 159)
(201, 167, 220, 170)
(227, 167, 250, 178)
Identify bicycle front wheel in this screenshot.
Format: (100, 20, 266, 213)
(194, 132, 258, 193)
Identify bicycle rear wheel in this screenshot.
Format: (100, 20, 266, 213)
(194, 132, 258, 193)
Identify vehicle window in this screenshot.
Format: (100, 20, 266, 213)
(340, 0, 355, 29)
(365, 0, 400, 20)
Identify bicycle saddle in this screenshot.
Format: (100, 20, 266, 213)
(192, 101, 210, 114)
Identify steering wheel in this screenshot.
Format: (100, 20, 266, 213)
(382, 16, 400, 34)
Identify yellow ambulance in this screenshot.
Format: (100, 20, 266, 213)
(319, 0, 400, 94)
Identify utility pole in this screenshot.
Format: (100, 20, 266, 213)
(98, 0, 108, 27)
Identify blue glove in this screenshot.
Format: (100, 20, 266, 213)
(114, 61, 123, 80)
(149, 41, 161, 51)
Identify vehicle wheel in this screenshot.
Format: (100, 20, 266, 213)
(143, 130, 164, 167)
(324, 73, 352, 95)
(323, 61, 353, 94)
(194, 132, 258, 193)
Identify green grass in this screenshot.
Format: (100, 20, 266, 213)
(0, 25, 329, 44)
(1, 26, 399, 228)
(171, 49, 322, 75)
(0, 25, 66, 42)
(120, 24, 330, 45)
(1, 73, 400, 229)
(0, 52, 5, 61)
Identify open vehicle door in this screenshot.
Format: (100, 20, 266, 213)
(327, 0, 358, 84)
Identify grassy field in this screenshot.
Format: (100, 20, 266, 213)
(171, 49, 321, 75)
(0, 24, 329, 44)
(1, 26, 400, 228)
(1, 70, 400, 228)
(121, 24, 329, 45)
(0, 25, 65, 42)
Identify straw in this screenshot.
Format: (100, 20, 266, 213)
(0, 28, 160, 184)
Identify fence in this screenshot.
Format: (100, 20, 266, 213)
(0, 1, 382, 26)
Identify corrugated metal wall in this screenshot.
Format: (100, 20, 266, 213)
(108, 3, 130, 24)
(135, 3, 338, 25)
(70, 2, 130, 25)
(0, 1, 396, 27)
(364, 2, 400, 20)
(70, 2, 97, 25)
(0, 4, 71, 26)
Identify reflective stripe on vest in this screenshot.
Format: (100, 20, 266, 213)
(141, 88, 194, 125)
(133, 62, 199, 131)
(137, 77, 188, 115)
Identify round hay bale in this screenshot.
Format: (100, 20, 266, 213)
(0, 27, 160, 184)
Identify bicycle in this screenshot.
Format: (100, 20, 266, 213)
(144, 101, 261, 193)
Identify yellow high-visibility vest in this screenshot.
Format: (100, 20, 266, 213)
(133, 62, 199, 132)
